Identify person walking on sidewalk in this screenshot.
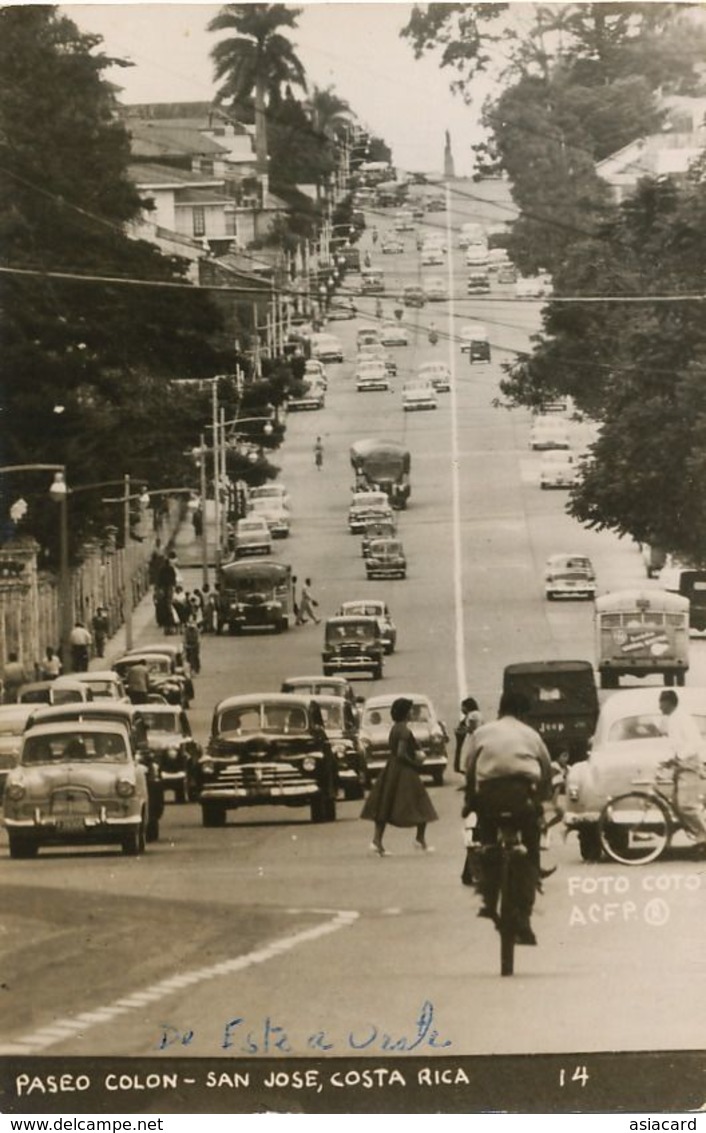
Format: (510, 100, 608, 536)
(69, 622, 92, 672)
(296, 578, 321, 624)
(92, 607, 110, 659)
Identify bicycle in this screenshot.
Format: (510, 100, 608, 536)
(471, 812, 533, 976)
(598, 761, 699, 865)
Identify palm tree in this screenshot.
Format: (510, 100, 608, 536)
(208, 4, 307, 174)
(306, 84, 354, 143)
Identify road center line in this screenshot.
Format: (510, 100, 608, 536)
(445, 180, 467, 703)
(0, 909, 359, 1055)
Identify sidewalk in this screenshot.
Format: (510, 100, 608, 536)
(91, 587, 161, 669)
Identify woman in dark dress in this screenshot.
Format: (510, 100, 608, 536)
(361, 697, 438, 855)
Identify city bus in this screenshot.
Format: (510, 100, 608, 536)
(595, 589, 689, 688)
(217, 560, 294, 635)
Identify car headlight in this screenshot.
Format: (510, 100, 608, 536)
(201, 759, 215, 776)
(6, 781, 25, 801)
(116, 777, 136, 797)
(167, 746, 179, 758)
(302, 756, 317, 772)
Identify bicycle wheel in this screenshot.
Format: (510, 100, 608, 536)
(598, 791, 671, 865)
(498, 851, 515, 977)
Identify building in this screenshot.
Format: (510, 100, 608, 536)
(597, 96, 706, 203)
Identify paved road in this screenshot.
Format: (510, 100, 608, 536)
(3, 181, 706, 1067)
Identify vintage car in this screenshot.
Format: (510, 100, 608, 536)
(424, 276, 448, 301)
(465, 244, 490, 268)
(233, 516, 273, 558)
(379, 321, 409, 347)
(55, 671, 127, 702)
(360, 270, 385, 294)
(22, 701, 165, 840)
(497, 262, 518, 285)
(564, 686, 706, 862)
(309, 333, 344, 363)
(248, 497, 291, 538)
(356, 344, 397, 377)
(124, 643, 194, 700)
(348, 491, 393, 534)
(310, 694, 367, 800)
(467, 270, 491, 295)
(137, 704, 202, 803)
(336, 600, 397, 653)
(359, 693, 449, 785)
(0, 704, 35, 795)
(326, 300, 357, 320)
(3, 721, 151, 858)
(402, 379, 438, 411)
(280, 675, 358, 709)
(503, 661, 599, 764)
(545, 553, 596, 600)
(248, 483, 291, 512)
(322, 616, 384, 680)
(418, 361, 451, 392)
(459, 323, 491, 362)
(113, 651, 191, 707)
(458, 223, 485, 249)
(381, 236, 404, 254)
(540, 451, 579, 490)
(516, 273, 553, 298)
(356, 327, 381, 349)
(361, 518, 397, 558)
(365, 538, 407, 580)
(195, 694, 338, 826)
(356, 360, 390, 393)
(529, 416, 571, 450)
(402, 285, 425, 308)
(288, 377, 325, 411)
(303, 359, 328, 388)
(17, 679, 92, 706)
(421, 245, 444, 267)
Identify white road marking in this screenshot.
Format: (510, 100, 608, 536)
(0, 908, 359, 1055)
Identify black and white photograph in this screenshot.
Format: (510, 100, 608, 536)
(2, 0, 706, 1118)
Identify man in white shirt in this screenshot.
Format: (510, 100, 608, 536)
(659, 689, 706, 854)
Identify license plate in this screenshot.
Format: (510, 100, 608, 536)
(57, 817, 86, 832)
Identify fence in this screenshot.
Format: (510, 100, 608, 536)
(0, 498, 184, 681)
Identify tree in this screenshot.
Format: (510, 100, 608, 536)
(306, 84, 354, 142)
(208, 4, 307, 175)
(0, 6, 229, 558)
(499, 170, 706, 560)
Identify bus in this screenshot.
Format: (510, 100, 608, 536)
(595, 589, 689, 688)
(217, 560, 294, 635)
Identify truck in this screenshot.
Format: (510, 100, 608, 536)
(350, 438, 411, 510)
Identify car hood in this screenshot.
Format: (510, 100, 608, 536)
(209, 733, 316, 758)
(8, 763, 136, 794)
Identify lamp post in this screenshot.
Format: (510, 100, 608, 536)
(0, 463, 71, 672)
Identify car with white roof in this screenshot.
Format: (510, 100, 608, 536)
(530, 416, 571, 450)
(359, 693, 449, 785)
(418, 361, 451, 392)
(356, 360, 390, 392)
(539, 450, 579, 489)
(402, 378, 438, 411)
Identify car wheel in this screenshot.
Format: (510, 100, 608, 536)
(8, 831, 39, 859)
(322, 666, 333, 677)
(122, 818, 146, 856)
(578, 825, 602, 862)
(202, 804, 226, 828)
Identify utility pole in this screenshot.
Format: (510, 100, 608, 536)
(123, 473, 133, 651)
(211, 380, 220, 567)
(219, 407, 228, 557)
(199, 433, 209, 587)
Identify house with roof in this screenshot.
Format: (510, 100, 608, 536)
(597, 96, 706, 203)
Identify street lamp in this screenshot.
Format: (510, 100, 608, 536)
(0, 463, 71, 672)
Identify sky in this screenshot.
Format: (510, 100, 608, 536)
(64, 2, 496, 176)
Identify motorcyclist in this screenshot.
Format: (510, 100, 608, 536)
(462, 690, 553, 946)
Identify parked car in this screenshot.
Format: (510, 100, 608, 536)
(379, 321, 409, 347)
(359, 693, 449, 785)
(21, 701, 164, 840)
(540, 450, 579, 489)
(365, 538, 407, 580)
(3, 721, 151, 858)
(17, 679, 92, 706)
(529, 416, 571, 450)
(361, 518, 397, 558)
(336, 600, 397, 654)
(249, 484, 291, 512)
(195, 694, 338, 826)
(113, 652, 191, 707)
(348, 491, 393, 533)
(288, 377, 325, 411)
(424, 276, 448, 301)
(356, 360, 390, 392)
(309, 332, 344, 363)
(402, 285, 426, 308)
(544, 554, 596, 600)
(55, 671, 127, 702)
(303, 359, 327, 386)
(0, 704, 34, 795)
(402, 378, 438, 411)
(137, 705, 201, 804)
(564, 686, 706, 861)
(418, 361, 451, 392)
(327, 300, 357, 320)
(322, 616, 384, 679)
(233, 516, 272, 557)
(249, 497, 290, 538)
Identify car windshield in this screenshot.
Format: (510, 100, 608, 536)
(352, 493, 387, 508)
(317, 703, 345, 732)
(142, 711, 180, 732)
(327, 621, 376, 644)
(371, 541, 402, 555)
(83, 680, 119, 697)
(605, 714, 706, 743)
(343, 604, 383, 617)
(22, 731, 128, 764)
(218, 703, 309, 736)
